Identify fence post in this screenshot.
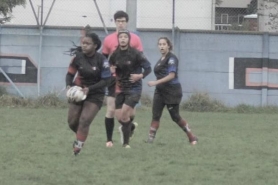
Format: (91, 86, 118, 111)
(126, 0, 137, 31)
(261, 32, 269, 106)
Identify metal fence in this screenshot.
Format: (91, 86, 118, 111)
(1, 0, 278, 107)
(0, 0, 269, 32)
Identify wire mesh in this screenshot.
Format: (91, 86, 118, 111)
(0, 0, 265, 32)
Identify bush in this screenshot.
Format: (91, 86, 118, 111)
(140, 93, 152, 107)
(35, 93, 67, 108)
(0, 93, 67, 108)
(181, 92, 229, 112)
(0, 86, 7, 96)
(0, 94, 33, 107)
(233, 104, 278, 114)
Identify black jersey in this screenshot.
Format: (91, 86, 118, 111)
(66, 52, 111, 94)
(154, 52, 181, 88)
(109, 47, 151, 93)
(154, 52, 182, 103)
(154, 52, 180, 84)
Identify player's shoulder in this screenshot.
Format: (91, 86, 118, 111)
(130, 47, 141, 53)
(74, 51, 84, 60)
(169, 52, 178, 59)
(95, 52, 106, 60)
(103, 32, 117, 42)
(168, 52, 178, 63)
(130, 32, 141, 40)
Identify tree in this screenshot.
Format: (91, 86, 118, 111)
(0, 0, 26, 17)
(257, 0, 278, 32)
(247, 0, 257, 14)
(216, 0, 223, 6)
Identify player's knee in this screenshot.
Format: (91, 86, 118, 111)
(120, 115, 129, 123)
(170, 112, 181, 123)
(152, 111, 161, 121)
(106, 108, 115, 118)
(68, 117, 76, 126)
(79, 117, 91, 128)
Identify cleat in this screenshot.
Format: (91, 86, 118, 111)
(73, 149, 81, 156)
(145, 137, 154, 144)
(130, 122, 138, 140)
(123, 144, 131, 148)
(106, 141, 113, 147)
(118, 126, 124, 144)
(189, 136, 198, 145)
(72, 140, 83, 155)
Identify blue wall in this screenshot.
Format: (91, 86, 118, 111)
(0, 26, 278, 106)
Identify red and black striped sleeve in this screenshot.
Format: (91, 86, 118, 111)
(65, 57, 77, 87)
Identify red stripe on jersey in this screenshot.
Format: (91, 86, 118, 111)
(68, 58, 77, 75)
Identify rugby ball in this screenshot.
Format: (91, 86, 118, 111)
(66, 86, 87, 102)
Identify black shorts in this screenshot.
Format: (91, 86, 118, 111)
(72, 93, 104, 110)
(107, 77, 116, 97)
(107, 84, 115, 97)
(155, 83, 182, 104)
(115, 92, 141, 109)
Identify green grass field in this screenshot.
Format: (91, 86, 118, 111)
(0, 107, 278, 185)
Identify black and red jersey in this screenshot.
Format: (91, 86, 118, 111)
(109, 47, 151, 93)
(66, 52, 111, 94)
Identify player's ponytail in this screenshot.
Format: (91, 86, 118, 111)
(67, 41, 82, 56)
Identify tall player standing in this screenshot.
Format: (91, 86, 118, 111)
(102, 11, 143, 147)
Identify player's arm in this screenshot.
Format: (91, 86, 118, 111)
(88, 58, 111, 91)
(65, 57, 77, 88)
(150, 73, 175, 86)
(139, 52, 151, 78)
(108, 52, 117, 74)
(130, 52, 151, 83)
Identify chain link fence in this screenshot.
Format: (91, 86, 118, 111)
(0, 0, 270, 32)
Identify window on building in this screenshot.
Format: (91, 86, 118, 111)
(221, 14, 229, 24)
(238, 14, 244, 25)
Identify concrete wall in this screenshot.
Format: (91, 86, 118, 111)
(1, 26, 278, 107)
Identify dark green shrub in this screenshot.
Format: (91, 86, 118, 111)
(140, 93, 152, 107)
(0, 94, 33, 107)
(181, 92, 229, 112)
(0, 93, 67, 108)
(35, 93, 67, 108)
(0, 86, 7, 96)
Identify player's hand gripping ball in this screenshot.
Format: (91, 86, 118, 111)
(66, 86, 87, 103)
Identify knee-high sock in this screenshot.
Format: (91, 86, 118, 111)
(120, 121, 131, 145)
(105, 117, 114, 142)
(73, 128, 88, 152)
(130, 116, 135, 131)
(149, 120, 159, 139)
(177, 119, 195, 141)
(76, 127, 89, 144)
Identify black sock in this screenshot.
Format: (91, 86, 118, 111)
(105, 117, 114, 142)
(120, 121, 131, 145)
(130, 116, 135, 131)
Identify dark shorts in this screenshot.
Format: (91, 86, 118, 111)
(156, 83, 182, 104)
(107, 84, 115, 97)
(72, 93, 104, 110)
(107, 77, 116, 97)
(115, 92, 141, 109)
